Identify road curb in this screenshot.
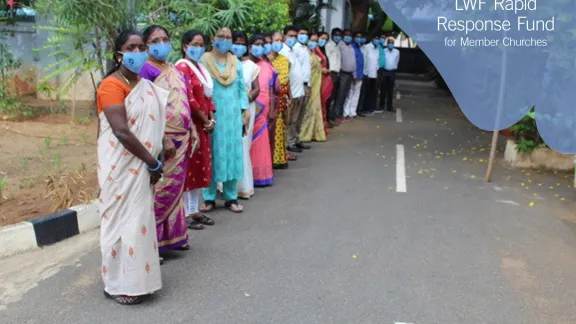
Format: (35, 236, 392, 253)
(0, 200, 99, 259)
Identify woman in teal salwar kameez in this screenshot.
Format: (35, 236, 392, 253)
(200, 27, 249, 213)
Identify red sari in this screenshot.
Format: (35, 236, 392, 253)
(315, 47, 333, 136)
(175, 61, 215, 190)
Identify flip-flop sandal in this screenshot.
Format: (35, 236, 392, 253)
(199, 200, 216, 213)
(187, 220, 204, 230)
(193, 214, 215, 226)
(104, 291, 145, 305)
(225, 200, 243, 214)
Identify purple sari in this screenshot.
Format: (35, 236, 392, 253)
(140, 63, 192, 251)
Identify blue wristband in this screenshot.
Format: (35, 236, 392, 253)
(147, 159, 162, 172)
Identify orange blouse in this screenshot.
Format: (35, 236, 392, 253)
(96, 77, 131, 114)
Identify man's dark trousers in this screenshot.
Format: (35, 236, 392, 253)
(379, 69, 396, 112)
(358, 77, 377, 114)
(332, 71, 353, 120)
(327, 71, 340, 122)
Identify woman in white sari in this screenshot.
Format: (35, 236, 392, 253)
(231, 30, 260, 199)
(96, 31, 168, 305)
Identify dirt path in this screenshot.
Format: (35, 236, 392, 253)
(0, 115, 98, 226)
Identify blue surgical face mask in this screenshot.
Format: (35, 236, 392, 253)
(148, 43, 172, 61)
(285, 37, 297, 48)
(355, 37, 365, 45)
(387, 43, 394, 50)
(297, 34, 308, 44)
(271, 41, 283, 53)
(332, 36, 342, 43)
(251, 45, 264, 57)
(214, 39, 233, 54)
(263, 43, 272, 55)
(372, 39, 381, 47)
(231, 44, 247, 58)
(343, 36, 353, 44)
(308, 41, 318, 50)
(318, 39, 327, 47)
(186, 45, 205, 62)
(120, 51, 148, 74)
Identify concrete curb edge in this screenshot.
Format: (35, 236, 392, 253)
(0, 200, 99, 259)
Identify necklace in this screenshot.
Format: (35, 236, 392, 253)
(150, 59, 167, 70)
(116, 71, 139, 88)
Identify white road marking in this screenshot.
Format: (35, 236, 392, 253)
(496, 200, 520, 206)
(395, 322, 414, 324)
(396, 108, 403, 123)
(396, 144, 407, 193)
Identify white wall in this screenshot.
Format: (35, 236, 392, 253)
(320, 0, 350, 33)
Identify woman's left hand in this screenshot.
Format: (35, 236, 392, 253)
(162, 137, 176, 161)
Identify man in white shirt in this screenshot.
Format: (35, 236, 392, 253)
(324, 28, 342, 127)
(379, 37, 400, 112)
(291, 26, 312, 150)
(357, 34, 382, 116)
(279, 25, 309, 153)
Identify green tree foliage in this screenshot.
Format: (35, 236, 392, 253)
(34, 0, 133, 95)
(34, 0, 290, 96)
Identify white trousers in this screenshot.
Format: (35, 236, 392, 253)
(183, 189, 200, 216)
(343, 80, 363, 118)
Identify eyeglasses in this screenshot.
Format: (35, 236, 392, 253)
(215, 34, 232, 40)
(147, 37, 171, 45)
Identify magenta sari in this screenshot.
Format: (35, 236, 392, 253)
(140, 63, 191, 251)
(251, 60, 277, 187)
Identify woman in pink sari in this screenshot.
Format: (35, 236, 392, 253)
(316, 32, 334, 137)
(139, 25, 197, 260)
(249, 33, 277, 187)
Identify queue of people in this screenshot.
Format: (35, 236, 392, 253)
(95, 24, 401, 305)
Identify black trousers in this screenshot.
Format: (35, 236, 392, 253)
(379, 69, 396, 111)
(332, 71, 353, 120)
(327, 72, 340, 122)
(357, 77, 377, 114)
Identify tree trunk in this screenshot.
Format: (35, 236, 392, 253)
(366, 13, 386, 38)
(350, 0, 370, 31)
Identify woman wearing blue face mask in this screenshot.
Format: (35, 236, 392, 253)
(174, 30, 217, 230)
(139, 24, 196, 256)
(268, 31, 296, 169)
(199, 27, 250, 214)
(231, 30, 248, 59)
(249, 33, 278, 187)
(316, 31, 333, 136)
(263, 34, 273, 56)
(96, 30, 166, 305)
(299, 33, 326, 142)
(232, 30, 261, 199)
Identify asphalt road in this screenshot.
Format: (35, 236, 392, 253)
(2, 79, 576, 324)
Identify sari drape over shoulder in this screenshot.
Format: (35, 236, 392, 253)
(97, 77, 167, 296)
(299, 52, 326, 142)
(238, 60, 260, 198)
(140, 63, 192, 251)
(315, 48, 333, 136)
(251, 60, 276, 186)
(270, 54, 290, 169)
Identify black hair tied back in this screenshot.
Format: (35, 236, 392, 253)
(105, 30, 142, 78)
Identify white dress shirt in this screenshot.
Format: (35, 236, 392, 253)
(384, 48, 400, 71)
(280, 43, 305, 99)
(325, 40, 341, 73)
(362, 43, 380, 78)
(293, 42, 311, 84)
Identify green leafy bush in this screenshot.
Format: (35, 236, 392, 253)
(508, 107, 548, 154)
